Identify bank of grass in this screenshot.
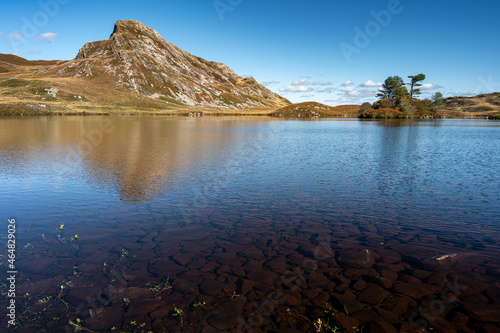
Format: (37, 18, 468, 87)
(272, 102, 360, 118)
(489, 113, 500, 119)
(0, 104, 53, 116)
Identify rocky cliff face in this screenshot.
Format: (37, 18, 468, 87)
(66, 20, 289, 109)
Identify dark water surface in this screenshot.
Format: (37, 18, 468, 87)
(0, 116, 499, 332)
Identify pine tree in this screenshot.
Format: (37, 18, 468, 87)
(377, 76, 409, 102)
(408, 74, 426, 99)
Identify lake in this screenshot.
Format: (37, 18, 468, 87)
(0, 116, 499, 332)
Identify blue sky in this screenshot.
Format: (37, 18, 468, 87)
(1, 0, 499, 105)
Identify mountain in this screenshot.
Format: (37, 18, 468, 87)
(0, 20, 290, 113)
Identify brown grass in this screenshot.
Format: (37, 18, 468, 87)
(272, 102, 360, 117)
(441, 93, 500, 117)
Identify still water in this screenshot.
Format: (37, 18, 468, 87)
(0, 116, 499, 332)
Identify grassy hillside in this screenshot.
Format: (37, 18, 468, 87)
(442, 93, 500, 118)
(271, 102, 360, 117)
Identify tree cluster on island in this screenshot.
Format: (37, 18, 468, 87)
(359, 74, 445, 118)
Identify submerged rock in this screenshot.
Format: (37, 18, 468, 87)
(337, 249, 376, 268)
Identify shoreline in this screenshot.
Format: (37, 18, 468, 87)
(0, 112, 497, 119)
(0, 102, 498, 119)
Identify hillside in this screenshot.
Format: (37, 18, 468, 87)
(0, 20, 290, 114)
(271, 102, 360, 117)
(442, 93, 500, 118)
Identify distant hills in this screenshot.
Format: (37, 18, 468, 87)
(443, 93, 500, 117)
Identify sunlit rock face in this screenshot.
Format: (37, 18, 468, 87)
(73, 20, 290, 109)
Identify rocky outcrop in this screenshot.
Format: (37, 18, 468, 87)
(71, 20, 290, 109)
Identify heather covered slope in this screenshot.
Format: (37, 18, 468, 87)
(272, 102, 360, 117)
(442, 93, 500, 117)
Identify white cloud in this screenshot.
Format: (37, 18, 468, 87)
(360, 80, 383, 87)
(0, 32, 3, 39)
(9, 31, 24, 42)
(312, 81, 332, 85)
(279, 85, 313, 93)
(318, 87, 337, 93)
(333, 87, 379, 104)
(39, 32, 58, 43)
(341, 80, 354, 86)
(341, 87, 356, 93)
(261, 80, 279, 86)
(452, 91, 480, 97)
(300, 94, 315, 98)
(291, 79, 309, 85)
(28, 50, 41, 55)
(419, 83, 442, 90)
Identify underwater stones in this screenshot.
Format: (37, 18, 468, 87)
(379, 295, 412, 316)
(368, 274, 395, 289)
(337, 249, 375, 268)
(484, 286, 500, 303)
(331, 312, 360, 332)
(208, 312, 242, 330)
(87, 306, 122, 331)
(149, 258, 186, 276)
(18, 257, 58, 273)
(282, 290, 302, 306)
(376, 248, 402, 264)
(239, 246, 265, 260)
(375, 307, 399, 324)
(199, 279, 225, 297)
(200, 261, 218, 273)
(178, 269, 203, 284)
(172, 278, 198, 294)
(449, 312, 475, 333)
(332, 292, 367, 314)
(357, 283, 391, 305)
(247, 270, 279, 285)
(307, 271, 329, 288)
(311, 291, 330, 306)
(393, 281, 439, 299)
(18, 276, 65, 294)
(231, 263, 246, 277)
(301, 288, 322, 300)
(128, 299, 161, 315)
(351, 308, 381, 325)
(365, 321, 398, 333)
(172, 253, 193, 266)
(215, 298, 246, 316)
(265, 257, 287, 274)
(463, 303, 500, 323)
(109, 287, 153, 303)
(352, 279, 367, 291)
(344, 268, 380, 280)
(430, 316, 459, 333)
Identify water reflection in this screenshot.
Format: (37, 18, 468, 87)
(0, 116, 282, 202)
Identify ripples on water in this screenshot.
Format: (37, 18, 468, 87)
(0, 117, 499, 332)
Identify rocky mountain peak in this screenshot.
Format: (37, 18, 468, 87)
(110, 20, 163, 41)
(70, 20, 290, 109)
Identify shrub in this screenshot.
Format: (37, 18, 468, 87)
(359, 107, 406, 119)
